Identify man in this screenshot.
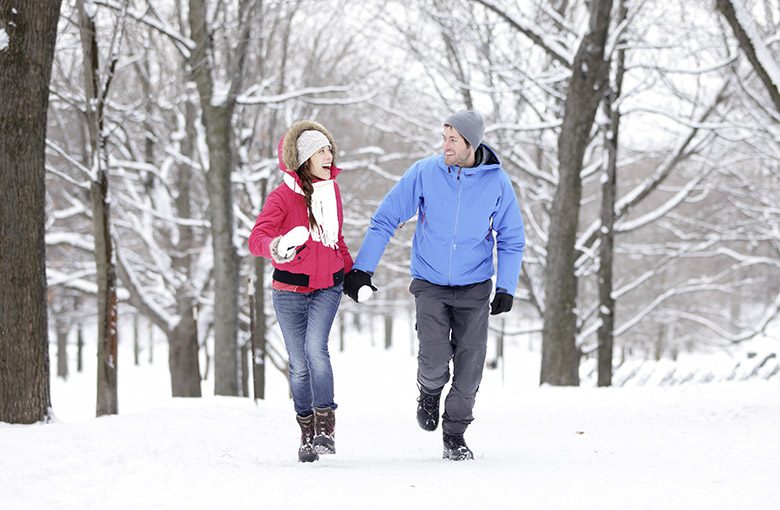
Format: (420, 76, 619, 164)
(344, 110, 525, 460)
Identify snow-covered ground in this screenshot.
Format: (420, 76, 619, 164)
(1, 320, 779, 509)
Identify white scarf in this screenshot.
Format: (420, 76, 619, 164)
(284, 173, 339, 249)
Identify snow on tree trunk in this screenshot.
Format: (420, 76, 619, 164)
(0, 0, 60, 424)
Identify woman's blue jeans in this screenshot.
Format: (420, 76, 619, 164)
(272, 284, 342, 416)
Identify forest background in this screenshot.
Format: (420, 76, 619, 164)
(1, 0, 779, 422)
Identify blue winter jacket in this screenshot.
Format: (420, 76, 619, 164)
(353, 144, 525, 295)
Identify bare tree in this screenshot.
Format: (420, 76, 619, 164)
(0, 0, 61, 423)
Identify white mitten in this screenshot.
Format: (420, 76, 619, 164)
(357, 286, 374, 303)
(278, 226, 310, 256)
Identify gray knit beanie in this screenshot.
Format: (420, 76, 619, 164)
(296, 130, 331, 165)
(444, 110, 484, 148)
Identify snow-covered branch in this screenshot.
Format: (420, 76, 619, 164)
(236, 85, 353, 105)
(716, 0, 780, 113)
(471, 0, 573, 68)
(93, 0, 195, 58)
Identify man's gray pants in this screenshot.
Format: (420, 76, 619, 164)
(409, 278, 492, 436)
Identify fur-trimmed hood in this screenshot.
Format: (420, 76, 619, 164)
(276, 120, 340, 183)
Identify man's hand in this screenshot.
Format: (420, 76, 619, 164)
(490, 291, 513, 315)
(344, 269, 377, 303)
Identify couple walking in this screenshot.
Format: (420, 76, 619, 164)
(248, 111, 525, 463)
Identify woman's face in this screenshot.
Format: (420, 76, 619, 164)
(307, 146, 333, 180)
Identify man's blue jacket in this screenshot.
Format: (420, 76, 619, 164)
(353, 144, 525, 295)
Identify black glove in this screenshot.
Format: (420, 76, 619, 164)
(343, 269, 377, 303)
(490, 291, 513, 315)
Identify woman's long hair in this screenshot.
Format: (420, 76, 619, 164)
(296, 160, 319, 230)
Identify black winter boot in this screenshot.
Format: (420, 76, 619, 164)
(442, 432, 474, 461)
(416, 389, 441, 431)
(296, 413, 319, 462)
(313, 407, 336, 454)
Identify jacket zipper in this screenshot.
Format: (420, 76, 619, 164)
(448, 167, 463, 285)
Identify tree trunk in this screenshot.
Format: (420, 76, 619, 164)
(339, 312, 346, 353)
(56, 318, 69, 380)
(496, 317, 506, 384)
(92, 165, 119, 415)
(541, 0, 613, 386)
(206, 106, 239, 396)
(170, 308, 201, 396)
(384, 314, 393, 350)
(188, 0, 240, 396)
(133, 314, 140, 366)
(148, 320, 154, 364)
(597, 0, 627, 388)
(168, 89, 202, 397)
(77, 0, 119, 416)
(654, 324, 664, 361)
(0, 0, 60, 424)
(240, 339, 249, 397)
(252, 206, 268, 399)
(77, 322, 84, 372)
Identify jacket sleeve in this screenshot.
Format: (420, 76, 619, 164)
(353, 162, 422, 273)
(493, 172, 525, 296)
(248, 189, 286, 259)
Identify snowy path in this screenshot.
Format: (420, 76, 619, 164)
(2, 378, 779, 509)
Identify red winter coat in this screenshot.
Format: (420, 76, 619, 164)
(248, 121, 353, 289)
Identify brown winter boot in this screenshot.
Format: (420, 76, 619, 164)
(296, 413, 319, 462)
(313, 407, 336, 454)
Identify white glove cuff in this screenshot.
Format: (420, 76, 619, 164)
(270, 236, 295, 264)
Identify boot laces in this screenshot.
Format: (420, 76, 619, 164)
(418, 393, 439, 414)
(315, 409, 333, 436)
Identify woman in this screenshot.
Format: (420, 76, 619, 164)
(248, 120, 352, 463)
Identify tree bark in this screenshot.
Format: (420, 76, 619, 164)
(56, 318, 69, 380)
(597, 0, 627, 387)
(384, 314, 394, 350)
(0, 0, 60, 424)
(169, 87, 202, 397)
(541, 0, 613, 386)
(188, 0, 240, 396)
(77, 322, 84, 373)
(170, 308, 201, 396)
(240, 339, 249, 397)
(92, 162, 119, 415)
(77, 0, 120, 416)
(252, 178, 269, 400)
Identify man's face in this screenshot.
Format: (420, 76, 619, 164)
(442, 126, 473, 167)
